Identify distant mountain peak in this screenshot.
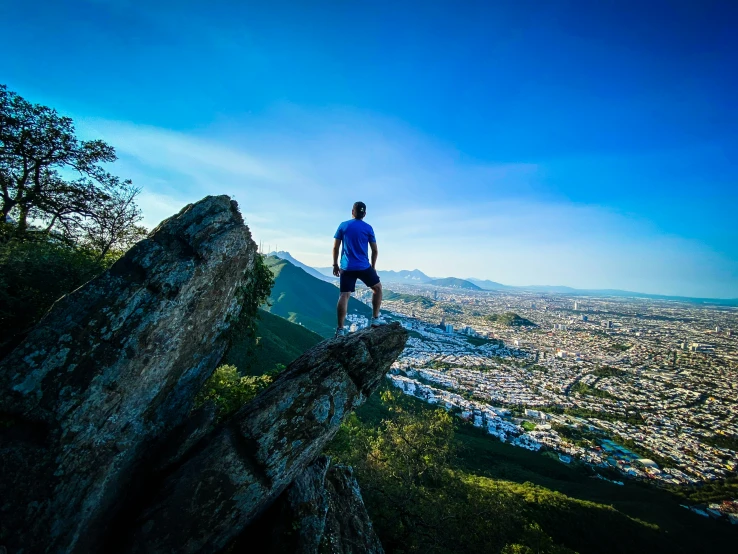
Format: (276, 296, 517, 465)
(378, 269, 432, 283)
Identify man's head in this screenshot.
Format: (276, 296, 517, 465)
(352, 201, 367, 220)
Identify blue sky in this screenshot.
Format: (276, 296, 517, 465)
(2, 0, 736, 297)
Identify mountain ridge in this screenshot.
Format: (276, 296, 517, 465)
(274, 251, 738, 305)
(313, 264, 433, 284)
(269, 251, 335, 282)
(264, 255, 372, 337)
(428, 277, 482, 290)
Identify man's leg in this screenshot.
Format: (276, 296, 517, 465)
(371, 282, 382, 318)
(337, 292, 350, 328)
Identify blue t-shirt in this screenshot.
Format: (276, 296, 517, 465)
(334, 219, 376, 270)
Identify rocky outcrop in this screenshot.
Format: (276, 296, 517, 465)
(235, 456, 384, 554)
(322, 463, 385, 554)
(0, 196, 258, 553)
(285, 456, 334, 553)
(126, 322, 407, 553)
(0, 193, 409, 554)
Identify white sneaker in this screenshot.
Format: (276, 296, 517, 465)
(335, 327, 349, 337)
(371, 316, 388, 327)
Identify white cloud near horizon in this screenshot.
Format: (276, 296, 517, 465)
(77, 109, 737, 298)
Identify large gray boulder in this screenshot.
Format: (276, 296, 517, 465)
(127, 323, 407, 553)
(0, 195, 258, 553)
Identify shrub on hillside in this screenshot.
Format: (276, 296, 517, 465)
(0, 232, 112, 355)
(195, 364, 283, 420)
(327, 389, 572, 554)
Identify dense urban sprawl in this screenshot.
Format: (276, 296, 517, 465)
(350, 285, 738, 523)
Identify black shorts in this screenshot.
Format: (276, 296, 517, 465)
(339, 267, 380, 292)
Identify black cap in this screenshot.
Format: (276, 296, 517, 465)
(353, 201, 367, 218)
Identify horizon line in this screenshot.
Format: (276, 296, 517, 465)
(267, 251, 738, 303)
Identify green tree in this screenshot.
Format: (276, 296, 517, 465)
(0, 85, 149, 353)
(328, 389, 530, 553)
(502, 523, 576, 554)
(502, 545, 535, 554)
(226, 252, 275, 361)
(194, 364, 279, 420)
(0, 235, 111, 355)
(0, 84, 144, 251)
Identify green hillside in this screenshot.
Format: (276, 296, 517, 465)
(263, 255, 372, 337)
(384, 290, 435, 308)
(224, 308, 323, 375)
(327, 385, 738, 554)
(429, 277, 483, 290)
(486, 312, 537, 327)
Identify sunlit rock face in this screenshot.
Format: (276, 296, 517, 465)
(0, 195, 258, 553)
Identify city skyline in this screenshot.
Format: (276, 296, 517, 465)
(3, 0, 736, 297)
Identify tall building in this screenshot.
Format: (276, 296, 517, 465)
(574, 301, 579, 310)
(445, 323, 454, 334)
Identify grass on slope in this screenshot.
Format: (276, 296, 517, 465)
(224, 308, 323, 376)
(263, 255, 372, 337)
(353, 385, 737, 554)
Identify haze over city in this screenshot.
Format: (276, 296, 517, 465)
(3, 0, 736, 298)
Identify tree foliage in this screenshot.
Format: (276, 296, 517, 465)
(570, 381, 616, 400)
(194, 364, 281, 420)
(226, 253, 276, 363)
(327, 389, 573, 554)
(502, 523, 577, 554)
(667, 475, 738, 505)
(486, 312, 537, 327)
(0, 228, 114, 355)
(0, 84, 145, 253)
(0, 85, 148, 354)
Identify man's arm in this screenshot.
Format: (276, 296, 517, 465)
(332, 238, 342, 276)
(369, 241, 378, 269)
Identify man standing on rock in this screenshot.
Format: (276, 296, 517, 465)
(333, 201, 386, 336)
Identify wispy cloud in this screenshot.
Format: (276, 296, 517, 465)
(77, 108, 737, 297)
